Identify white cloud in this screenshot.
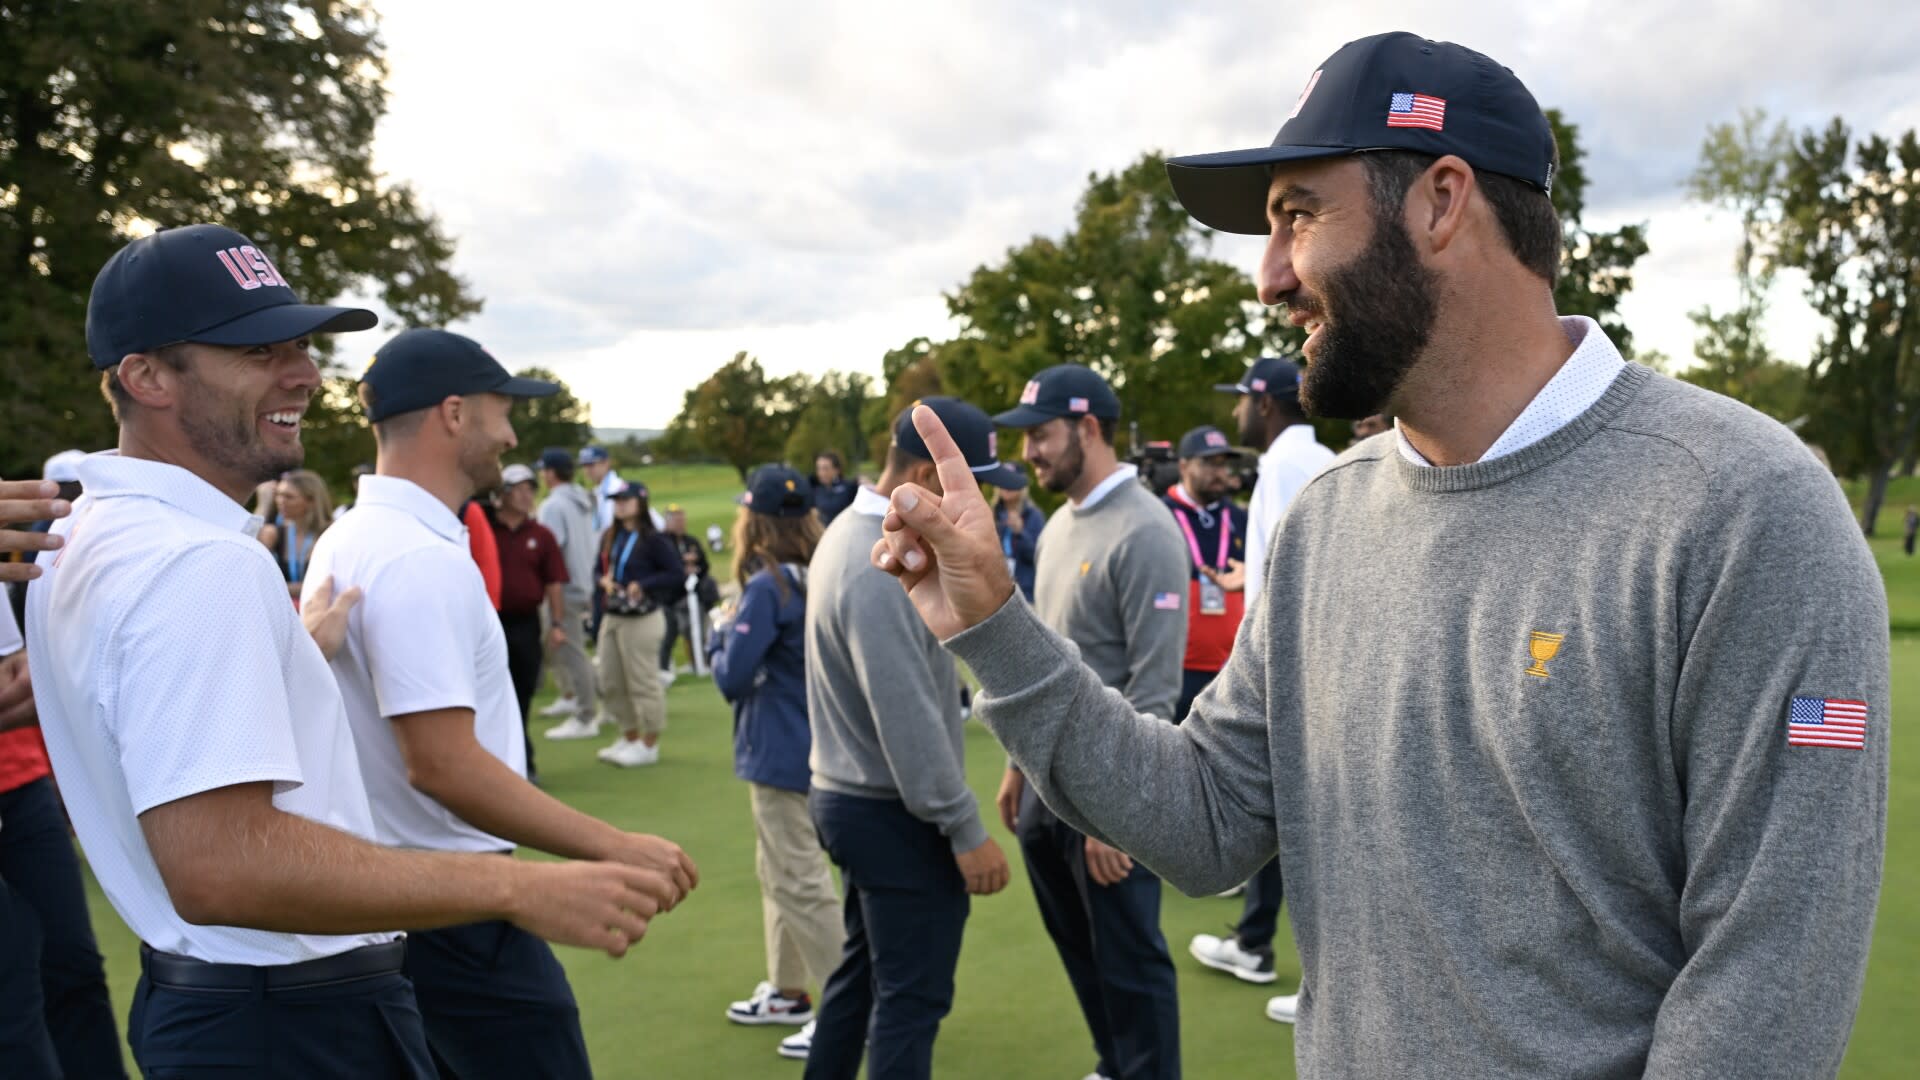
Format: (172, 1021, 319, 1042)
(362, 0, 1918, 426)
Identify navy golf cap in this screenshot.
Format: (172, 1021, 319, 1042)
(895, 397, 1028, 490)
(1215, 357, 1302, 400)
(1166, 32, 1557, 235)
(739, 464, 814, 518)
(578, 446, 610, 465)
(360, 328, 558, 422)
(538, 448, 572, 472)
(86, 224, 377, 369)
(992, 364, 1121, 428)
(1179, 425, 1244, 461)
(609, 479, 649, 501)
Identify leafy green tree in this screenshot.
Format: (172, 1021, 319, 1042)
(1774, 120, 1920, 532)
(508, 366, 593, 464)
(1546, 111, 1650, 356)
(783, 370, 874, 472)
(678, 352, 806, 481)
(1, 0, 478, 479)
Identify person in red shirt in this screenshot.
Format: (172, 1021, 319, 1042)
(489, 463, 569, 780)
(465, 498, 503, 610)
(1161, 425, 1251, 722)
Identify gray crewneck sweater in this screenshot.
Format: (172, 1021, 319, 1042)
(807, 504, 988, 854)
(1033, 472, 1190, 720)
(947, 364, 1889, 1079)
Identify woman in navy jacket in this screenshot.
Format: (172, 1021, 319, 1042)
(708, 466, 845, 1055)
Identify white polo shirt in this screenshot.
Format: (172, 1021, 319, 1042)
(1243, 424, 1337, 601)
(0, 598, 20, 657)
(25, 453, 389, 964)
(308, 475, 525, 853)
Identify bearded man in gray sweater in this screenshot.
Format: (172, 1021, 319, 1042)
(867, 31, 1889, 1080)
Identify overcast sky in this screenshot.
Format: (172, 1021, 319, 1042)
(357, 0, 1920, 430)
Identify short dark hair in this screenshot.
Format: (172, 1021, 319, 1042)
(1357, 150, 1561, 283)
(884, 444, 925, 475)
(1093, 416, 1117, 446)
(816, 450, 844, 470)
(357, 382, 426, 444)
(544, 457, 575, 483)
(100, 343, 192, 419)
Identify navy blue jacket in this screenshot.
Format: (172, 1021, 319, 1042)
(812, 479, 858, 526)
(707, 564, 812, 793)
(994, 498, 1046, 601)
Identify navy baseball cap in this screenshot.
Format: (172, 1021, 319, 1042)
(578, 446, 610, 465)
(609, 479, 649, 501)
(992, 364, 1121, 428)
(360, 328, 558, 422)
(739, 464, 814, 518)
(895, 397, 1028, 490)
(86, 224, 377, 369)
(538, 448, 572, 472)
(1166, 32, 1558, 235)
(1214, 357, 1302, 399)
(1178, 425, 1245, 461)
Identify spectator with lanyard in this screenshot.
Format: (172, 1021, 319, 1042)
(267, 468, 330, 602)
(709, 465, 846, 1058)
(1161, 426, 1251, 724)
(596, 482, 683, 768)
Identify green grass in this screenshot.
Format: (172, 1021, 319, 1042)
(75, 463, 1919, 1077)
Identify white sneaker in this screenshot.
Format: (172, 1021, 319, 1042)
(1214, 883, 1246, 898)
(599, 737, 659, 767)
(1266, 993, 1299, 1024)
(538, 697, 579, 718)
(1188, 933, 1277, 984)
(728, 982, 813, 1026)
(777, 1019, 815, 1060)
(658, 668, 678, 688)
(543, 715, 602, 740)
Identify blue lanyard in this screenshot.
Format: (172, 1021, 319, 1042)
(614, 530, 640, 582)
(285, 522, 303, 582)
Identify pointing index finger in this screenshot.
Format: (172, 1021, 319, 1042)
(911, 405, 978, 505)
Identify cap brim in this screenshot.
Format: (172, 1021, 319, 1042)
(1184, 447, 1246, 460)
(190, 303, 378, 346)
(974, 462, 1028, 490)
(1212, 383, 1252, 394)
(1165, 144, 1354, 235)
(992, 404, 1067, 428)
(497, 375, 560, 399)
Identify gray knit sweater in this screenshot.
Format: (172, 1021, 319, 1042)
(807, 505, 988, 854)
(948, 364, 1889, 1079)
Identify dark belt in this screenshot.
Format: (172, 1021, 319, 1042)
(139, 940, 405, 991)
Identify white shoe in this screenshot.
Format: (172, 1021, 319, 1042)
(1266, 993, 1299, 1024)
(728, 982, 813, 1026)
(1189, 933, 1277, 984)
(658, 668, 678, 688)
(777, 1019, 815, 1060)
(538, 697, 579, 718)
(544, 715, 602, 740)
(1214, 883, 1246, 898)
(599, 737, 660, 767)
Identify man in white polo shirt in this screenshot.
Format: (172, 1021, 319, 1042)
(27, 225, 679, 1078)
(310, 327, 699, 1078)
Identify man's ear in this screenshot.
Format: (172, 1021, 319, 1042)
(1410, 154, 1475, 258)
(912, 458, 943, 496)
(116, 353, 180, 410)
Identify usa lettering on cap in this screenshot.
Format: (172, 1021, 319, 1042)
(1020, 381, 1041, 405)
(215, 245, 289, 291)
(1205, 431, 1228, 448)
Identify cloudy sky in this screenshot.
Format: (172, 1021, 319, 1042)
(358, 0, 1920, 430)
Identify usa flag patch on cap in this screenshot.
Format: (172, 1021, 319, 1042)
(1787, 696, 1867, 750)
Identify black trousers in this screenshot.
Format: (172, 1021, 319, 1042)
(128, 957, 433, 1078)
(806, 790, 970, 1080)
(0, 777, 126, 1080)
(498, 610, 544, 777)
(403, 920, 591, 1080)
(659, 602, 687, 670)
(1017, 790, 1180, 1080)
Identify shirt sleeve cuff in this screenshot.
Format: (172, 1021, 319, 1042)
(946, 813, 991, 855)
(942, 590, 1077, 701)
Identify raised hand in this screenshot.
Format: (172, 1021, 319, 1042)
(869, 405, 1017, 639)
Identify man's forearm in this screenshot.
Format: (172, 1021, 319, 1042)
(546, 583, 565, 627)
(413, 740, 625, 862)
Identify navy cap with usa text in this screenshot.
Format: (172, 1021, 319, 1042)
(1166, 32, 1557, 235)
(992, 364, 1122, 428)
(739, 464, 815, 518)
(1178, 425, 1245, 460)
(1213, 356, 1302, 400)
(86, 224, 376, 369)
(359, 328, 559, 423)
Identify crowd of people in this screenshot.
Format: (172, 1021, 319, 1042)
(0, 28, 1892, 1080)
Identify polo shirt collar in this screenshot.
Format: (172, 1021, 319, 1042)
(356, 474, 466, 542)
(1265, 424, 1319, 460)
(852, 485, 892, 517)
(75, 452, 263, 538)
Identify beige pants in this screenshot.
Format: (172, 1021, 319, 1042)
(598, 610, 666, 738)
(749, 783, 845, 992)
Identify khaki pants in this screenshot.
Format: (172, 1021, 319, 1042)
(542, 596, 597, 716)
(749, 783, 844, 992)
(598, 610, 666, 738)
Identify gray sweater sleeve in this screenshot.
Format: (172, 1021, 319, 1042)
(844, 572, 991, 854)
(1109, 526, 1191, 720)
(946, 590, 1277, 895)
(1643, 460, 1888, 1078)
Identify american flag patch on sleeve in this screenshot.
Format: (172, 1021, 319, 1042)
(1153, 592, 1181, 611)
(1787, 696, 1867, 750)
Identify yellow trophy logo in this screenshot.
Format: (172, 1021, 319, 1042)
(1525, 631, 1566, 678)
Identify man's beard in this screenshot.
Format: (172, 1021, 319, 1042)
(178, 374, 302, 484)
(458, 434, 504, 498)
(1294, 212, 1440, 421)
(1038, 428, 1086, 494)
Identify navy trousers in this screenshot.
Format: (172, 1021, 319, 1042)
(402, 920, 591, 1080)
(128, 966, 434, 1078)
(0, 776, 126, 1079)
(806, 790, 970, 1080)
(1175, 670, 1284, 954)
(1017, 789, 1181, 1080)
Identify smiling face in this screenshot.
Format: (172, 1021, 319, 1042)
(454, 392, 518, 494)
(1020, 417, 1088, 494)
(1258, 158, 1440, 420)
(164, 336, 321, 491)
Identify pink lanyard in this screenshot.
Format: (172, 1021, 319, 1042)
(1170, 497, 1231, 571)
